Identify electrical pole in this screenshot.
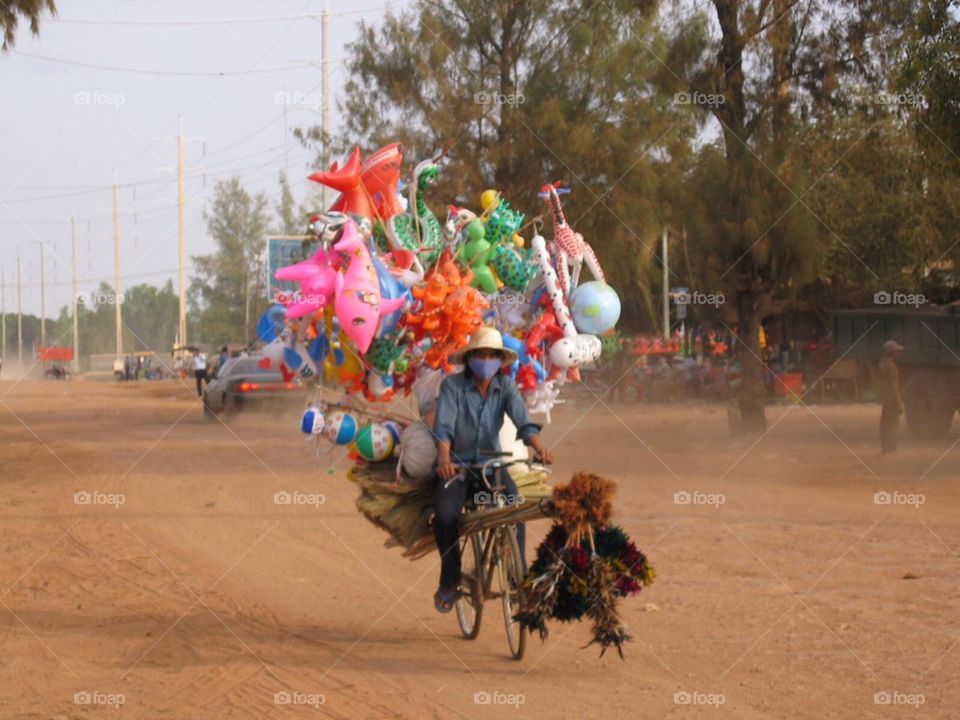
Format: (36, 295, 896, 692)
(16, 255, 22, 368)
(178, 115, 187, 349)
(662, 226, 669, 339)
(72, 217, 79, 373)
(320, 0, 330, 176)
(1, 270, 5, 370)
(156, 116, 203, 349)
(39, 241, 46, 348)
(113, 170, 122, 360)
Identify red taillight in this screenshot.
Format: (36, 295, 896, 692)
(237, 382, 260, 392)
(285, 382, 296, 390)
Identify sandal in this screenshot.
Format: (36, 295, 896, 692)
(433, 586, 459, 614)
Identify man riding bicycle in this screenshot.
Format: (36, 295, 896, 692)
(432, 327, 554, 613)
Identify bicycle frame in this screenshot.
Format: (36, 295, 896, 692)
(454, 456, 543, 659)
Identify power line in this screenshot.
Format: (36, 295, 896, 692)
(47, 5, 410, 27)
(0, 144, 296, 210)
(13, 50, 314, 77)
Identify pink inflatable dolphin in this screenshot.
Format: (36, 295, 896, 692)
(274, 246, 337, 319)
(333, 220, 406, 354)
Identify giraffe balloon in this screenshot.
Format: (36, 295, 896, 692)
(539, 182, 606, 298)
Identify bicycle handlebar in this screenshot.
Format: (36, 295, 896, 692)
(444, 456, 550, 489)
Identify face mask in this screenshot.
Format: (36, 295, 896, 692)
(469, 356, 501, 381)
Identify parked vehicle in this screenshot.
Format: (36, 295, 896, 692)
(833, 307, 960, 439)
(202, 356, 304, 417)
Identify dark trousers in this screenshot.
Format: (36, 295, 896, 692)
(434, 469, 526, 590)
(880, 403, 899, 453)
(195, 369, 208, 397)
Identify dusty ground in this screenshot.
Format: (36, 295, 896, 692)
(0, 377, 958, 719)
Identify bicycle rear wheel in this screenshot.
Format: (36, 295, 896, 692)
(456, 531, 484, 639)
(497, 526, 527, 660)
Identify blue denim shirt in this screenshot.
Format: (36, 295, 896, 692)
(432, 371, 542, 464)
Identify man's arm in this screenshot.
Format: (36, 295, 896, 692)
(433, 379, 458, 480)
(894, 364, 904, 411)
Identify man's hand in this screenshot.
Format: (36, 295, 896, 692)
(530, 438, 554, 465)
(437, 443, 457, 481)
(438, 458, 458, 481)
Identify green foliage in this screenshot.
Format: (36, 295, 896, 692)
(1, 281, 179, 361)
(299, 0, 691, 328)
(0, 0, 55, 50)
(189, 177, 272, 346)
(899, 0, 960, 161)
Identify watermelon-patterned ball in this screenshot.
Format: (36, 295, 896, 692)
(324, 411, 358, 445)
(353, 423, 396, 462)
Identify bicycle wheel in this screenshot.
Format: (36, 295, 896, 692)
(456, 531, 484, 639)
(496, 526, 527, 660)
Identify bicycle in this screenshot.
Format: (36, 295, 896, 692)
(449, 454, 547, 660)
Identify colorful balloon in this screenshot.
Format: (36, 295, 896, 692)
(325, 411, 359, 445)
(570, 281, 622, 335)
(275, 246, 336, 319)
(352, 422, 395, 462)
(309, 147, 378, 219)
(300, 404, 325, 435)
(539, 183, 606, 296)
(332, 220, 406, 354)
(361, 142, 405, 221)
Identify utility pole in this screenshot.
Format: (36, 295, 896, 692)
(662, 226, 669, 339)
(322, 0, 331, 209)
(113, 170, 122, 359)
(71, 217, 79, 373)
(16, 255, 22, 368)
(1, 270, 5, 370)
(156, 116, 203, 349)
(39, 241, 46, 348)
(299, 7, 333, 208)
(178, 116, 187, 349)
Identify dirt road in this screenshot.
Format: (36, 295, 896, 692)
(0, 379, 958, 718)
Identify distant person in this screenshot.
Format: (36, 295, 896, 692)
(218, 345, 229, 376)
(136, 355, 144, 380)
(876, 340, 905, 454)
(609, 337, 631, 402)
(193, 352, 208, 397)
(124, 354, 133, 381)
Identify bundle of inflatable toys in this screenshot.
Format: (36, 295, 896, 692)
(263, 142, 622, 447)
(276, 147, 653, 655)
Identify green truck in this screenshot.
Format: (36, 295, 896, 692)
(833, 308, 960, 439)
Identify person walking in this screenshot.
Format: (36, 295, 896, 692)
(217, 345, 229, 378)
(193, 352, 208, 397)
(876, 339, 905, 454)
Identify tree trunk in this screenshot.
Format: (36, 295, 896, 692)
(736, 288, 768, 434)
(244, 273, 251, 347)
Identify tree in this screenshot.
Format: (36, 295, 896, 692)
(1, 0, 55, 50)
(899, 0, 960, 162)
(275, 171, 307, 235)
(190, 178, 271, 346)
(298, 0, 691, 327)
(661, 0, 922, 432)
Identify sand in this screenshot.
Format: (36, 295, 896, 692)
(0, 378, 957, 718)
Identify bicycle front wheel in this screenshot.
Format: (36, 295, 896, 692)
(456, 531, 484, 640)
(497, 526, 527, 660)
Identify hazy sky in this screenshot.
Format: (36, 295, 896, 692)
(0, 0, 406, 319)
